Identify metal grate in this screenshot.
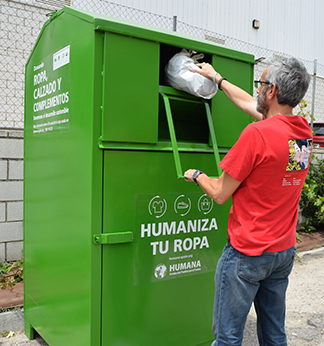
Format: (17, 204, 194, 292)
(35, 0, 71, 9)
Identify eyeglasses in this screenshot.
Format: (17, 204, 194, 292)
(254, 80, 271, 88)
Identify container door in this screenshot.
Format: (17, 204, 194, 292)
(100, 149, 230, 346)
(101, 32, 159, 144)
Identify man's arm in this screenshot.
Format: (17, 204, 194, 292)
(184, 169, 241, 205)
(190, 63, 263, 121)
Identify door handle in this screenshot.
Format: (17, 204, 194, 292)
(159, 86, 222, 179)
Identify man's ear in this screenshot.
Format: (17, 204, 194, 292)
(267, 83, 277, 100)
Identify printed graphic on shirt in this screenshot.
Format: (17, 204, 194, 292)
(286, 138, 312, 171)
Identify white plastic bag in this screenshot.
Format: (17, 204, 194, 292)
(165, 49, 217, 99)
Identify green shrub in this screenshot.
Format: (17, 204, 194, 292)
(300, 157, 324, 232)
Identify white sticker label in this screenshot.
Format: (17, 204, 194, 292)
(53, 45, 70, 71)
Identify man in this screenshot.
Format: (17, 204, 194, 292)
(184, 58, 312, 346)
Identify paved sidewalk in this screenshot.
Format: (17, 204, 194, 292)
(1, 247, 324, 345)
(243, 247, 324, 346)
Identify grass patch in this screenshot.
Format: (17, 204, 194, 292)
(0, 306, 23, 314)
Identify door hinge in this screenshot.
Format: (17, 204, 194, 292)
(93, 232, 133, 245)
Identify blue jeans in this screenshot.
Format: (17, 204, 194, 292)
(211, 242, 296, 346)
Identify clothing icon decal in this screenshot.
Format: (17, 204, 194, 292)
(286, 138, 312, 171)
(148, 195, 167, 218)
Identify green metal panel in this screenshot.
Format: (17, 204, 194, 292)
(101, 33, 159, 143)
(101, 150, 230, 346)
(24, 10, 102, 346)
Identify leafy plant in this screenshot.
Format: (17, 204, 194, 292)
(296, 231, 301, 242)
(0, 258, 23, 290)
(297, 99, 315, 122)
(0, 330, 10, 337)
(300, 157, 324, 232)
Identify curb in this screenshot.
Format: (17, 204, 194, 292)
(0, 310, 24, 333)
(298, 246, 324, 261)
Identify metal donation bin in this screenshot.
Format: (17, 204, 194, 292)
(24, 6, 255, 346)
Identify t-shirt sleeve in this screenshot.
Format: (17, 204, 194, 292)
(219, 124, 265, 182)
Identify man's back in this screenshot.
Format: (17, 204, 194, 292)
(220, 114, 312, 255)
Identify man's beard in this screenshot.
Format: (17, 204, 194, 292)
(256, 89, 269, 117)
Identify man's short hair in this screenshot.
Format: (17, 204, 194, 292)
(265, 57, 310, 108)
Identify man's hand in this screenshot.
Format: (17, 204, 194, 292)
(191, 62, 262, 121)
(184, 169, 197, 182)
(190, 62, 217, 81)
(183, 169, 241, 205)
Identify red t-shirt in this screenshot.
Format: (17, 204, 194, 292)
(220, 114, 313, 255)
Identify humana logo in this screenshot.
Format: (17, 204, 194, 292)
(169, 260, 201, 275)
(154, 264, 167, 279)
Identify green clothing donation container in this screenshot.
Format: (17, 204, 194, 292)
(24, 6, 255, 346)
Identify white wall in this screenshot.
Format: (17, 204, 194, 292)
(206, 0, 320, 64)
(98, 0, 324, 66)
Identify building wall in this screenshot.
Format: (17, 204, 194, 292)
(0, 129, 24, 261)
(96, 0, 324, 67)
(205, 0, 321, 65)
